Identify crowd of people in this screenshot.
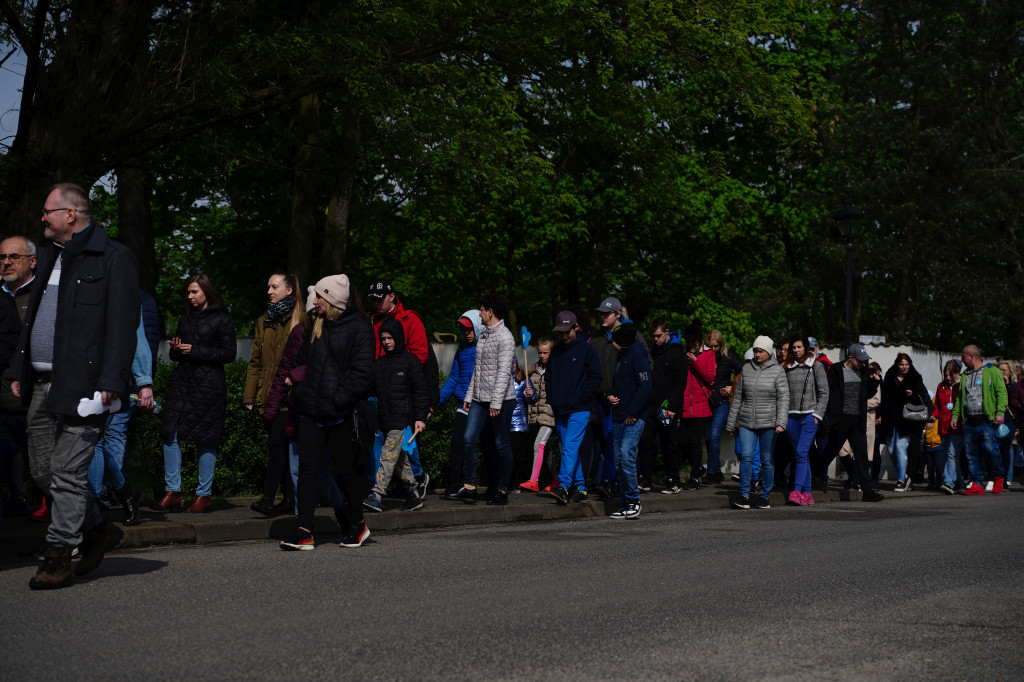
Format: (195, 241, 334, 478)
(2, 183, 1021, 587)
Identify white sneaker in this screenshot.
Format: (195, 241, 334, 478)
(985, 480, 994, 492)
(624, 502, 642, 519)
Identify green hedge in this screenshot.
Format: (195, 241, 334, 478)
(127, 360, 464, 498)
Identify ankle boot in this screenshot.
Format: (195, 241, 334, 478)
(29, 544, 73, 590)
(115, 482, 143, 526)
(186, 495, 212, 513)
(154, 491, 181, 512)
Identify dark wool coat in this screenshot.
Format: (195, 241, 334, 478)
(160, 307, 237, 446)
(372, 318, 428, 432)
(824, 362, 881, 433)
(292, 309, 374, 419)
(878, 364, 930, 438)
(10, 223, 140, 416)
(648, 340, 687, 418)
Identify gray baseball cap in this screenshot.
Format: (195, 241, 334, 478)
(594, 297, 623, 313)
(847, 344, 871, 362)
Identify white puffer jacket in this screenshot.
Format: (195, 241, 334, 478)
(464, 319, 516, 410)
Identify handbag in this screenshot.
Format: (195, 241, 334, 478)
(901, 394, 930, 423)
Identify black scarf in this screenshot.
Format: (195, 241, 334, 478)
(266, 294, 296, 326)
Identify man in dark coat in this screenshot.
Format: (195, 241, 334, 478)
(10, 182, 140, 589)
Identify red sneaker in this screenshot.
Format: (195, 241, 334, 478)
(543, 480, 560, 492)
(30, 497, 50, 523)
(962, 482, 985, 496)
(519, 480, 540, 492)
(992, 477, 1004, 494)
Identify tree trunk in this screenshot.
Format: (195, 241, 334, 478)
(322, 121, 361, 275)
(288, 93, 322, 288)
(115, 166, 157, 294)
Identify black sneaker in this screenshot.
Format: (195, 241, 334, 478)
(415, 473, 430, 501)
(250, 496, 275, 516)
(704, 472, 725, 485)
(487, 491, 509, 506)
(685, 477, 702, 490)
(731, 496, 751, 510)
(753, 497, 770, 509)
(454, 487, 478, 504)
(638, 478, 652, 493)
(339, 522, 370, 548)
(569, 489, 588, 504)
(592, 483, 613, 500)
(548, 487, 569, 505)
(661, 482, 682, 495)
(862, 490, 885, 502)
(401, 492, 423, 511)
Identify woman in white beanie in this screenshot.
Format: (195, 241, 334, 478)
(280, 274, 375, 550)
(726, 335, 789, 509)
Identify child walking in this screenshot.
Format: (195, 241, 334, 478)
(522, 338, 558, 491)
(363, 318, 428, 513)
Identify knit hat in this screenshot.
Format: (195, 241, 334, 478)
(305, 285, 317, 313)
(612, 323, 636, 348)
(752, 335, 774, 355)
(313, 274, 350, 310)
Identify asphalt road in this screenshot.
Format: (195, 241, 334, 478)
(2, 493, 1022, 681)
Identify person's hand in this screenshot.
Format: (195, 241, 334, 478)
(285, 377, 292, 387)
(775, 425, 785, 433)
(524, 385, 534, 398)
(686, 352, 697, 363)
(994, 415, 1004, 425)
(244, 402, 253, 411)
(721, 386, 733, 397)
(168, 336, 182, 349)
(951, 418, 958, 429)
(139, 387, 155, 410)
(101, 390, 120, 407)
(664, 410, 675, 419)
(875, 417, 882, 426)
(414, 420, 425, 435)
(489, 408, 500, 418)
(905, 389, 912, 397)
(607, 395, 620, 406)
(625, 416, 637, 426)
(428, 406, 436, 416)
(11, 381, 19, 398)
(463, 401, 471, 412)
(813, 416, 820, 425)
(178, 344, 192, 355)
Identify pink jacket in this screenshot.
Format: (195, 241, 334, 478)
(681, 346, 716, 419)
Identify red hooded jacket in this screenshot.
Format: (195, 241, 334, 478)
(371, 298, 428, 364)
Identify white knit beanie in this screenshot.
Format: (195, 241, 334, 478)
(753, 335, 774, 355)
(313, 274, 350, 311)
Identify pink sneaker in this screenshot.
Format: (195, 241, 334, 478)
(787, 490, 804, 506)
(802, 492, 815, 506)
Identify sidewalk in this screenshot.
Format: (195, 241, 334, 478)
(0, 483, 960, 560)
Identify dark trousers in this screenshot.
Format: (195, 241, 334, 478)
(262, 411, 295, 501)
(638, 417, 678, 484)
(447, 409, 497, 490)
(819, 416, 876, 494)
(297, 417, 366, 532)
(678, 417, 708, 481)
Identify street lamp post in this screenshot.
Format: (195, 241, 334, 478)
(832, 205, 862, 358)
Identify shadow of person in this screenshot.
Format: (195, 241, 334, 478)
(76, 556, 169, 582)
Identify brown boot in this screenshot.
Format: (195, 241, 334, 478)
(29, 544, 73, 590)
(75, 521, 125, 576)
(186, 495, 212, 513)
(154, 491, 181, 512)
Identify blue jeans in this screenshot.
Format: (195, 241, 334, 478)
(887, 427, 911, 481)
(612, 419, 644, 504)
(555, 411, 590, 490)
(163, 428, 217, 495)
(962, 420, 1002, 484)
(941, 434, 964, 488)
(87, 410, 131, 497)
(735, 429, 760, 480)
(786, 413, 817, 492)
(998, 418, 1016, 483)
(463, 400, 515, 492)
(704, 401, 730, 476)
(737, 427, 776, 499)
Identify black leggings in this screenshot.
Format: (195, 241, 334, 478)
(638, 418, 679, 483)
(297, 417, 367, 532)
(678, 417, 708, 479)
(262, 411, 295, 501)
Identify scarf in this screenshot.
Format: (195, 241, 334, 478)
(266, 294, 296, 326)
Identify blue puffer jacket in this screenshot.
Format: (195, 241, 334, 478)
(511, 371, 538, 432)
(439, 309, 483, 405)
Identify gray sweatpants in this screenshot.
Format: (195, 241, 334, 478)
(27, 377, 106, 548)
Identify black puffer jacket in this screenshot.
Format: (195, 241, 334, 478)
(160, 307, 237, 446)
(373, 318, 428, 432)
(711, 349, 743, 392)
(648, 341, 687, 417)
(293, 309, 374, 419)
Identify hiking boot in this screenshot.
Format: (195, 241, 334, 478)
(29, 544, 73, 590)
(569, 488, 588, 504)
(280, 527, 314, 550)
(74, 521, 124, 576)
(340, 521, 370, 548)
(401, 492, 423, 511)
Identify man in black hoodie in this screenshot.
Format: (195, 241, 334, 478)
(363, 318, 428, 513)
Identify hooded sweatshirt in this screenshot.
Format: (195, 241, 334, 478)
(372, 317, 428, 432)
(612, 340, 652, 422)
(439, 309, 483, 405)
(547, 335, 603, 416)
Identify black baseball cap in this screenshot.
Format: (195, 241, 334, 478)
(366, 278, 394, 299)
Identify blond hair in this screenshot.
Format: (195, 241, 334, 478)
(311, 302, 342, 340)
(706, 330, 728, 356)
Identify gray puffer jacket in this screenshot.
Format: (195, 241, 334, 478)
(784, 357, 829, 420)
(463, 319, 516, 409)
(726, 357, 790, 431)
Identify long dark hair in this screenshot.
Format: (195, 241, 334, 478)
(885, 352, 915, 382)
(787, 335, 812, 365)
(184, 273, 226, 316)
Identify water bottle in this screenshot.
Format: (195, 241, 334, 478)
(658, 400, 671, 426)
(130, 393, 163, 414)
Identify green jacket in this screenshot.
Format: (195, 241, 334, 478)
(952, 363, 1007, 421)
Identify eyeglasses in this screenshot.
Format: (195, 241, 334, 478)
(0, 253, 30, 262)
(41, 207, 73, 216)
